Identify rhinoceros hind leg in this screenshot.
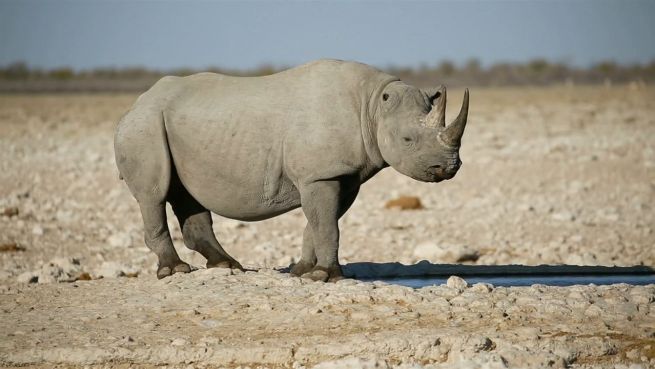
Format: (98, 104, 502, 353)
(138, 202, 190, 279)
(157, 263, 192, 279)
(169, 181, 243, 270)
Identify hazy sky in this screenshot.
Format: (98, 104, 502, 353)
(1, 0, 654, 71)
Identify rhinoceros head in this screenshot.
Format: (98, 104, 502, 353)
(376, 83, 469, 183)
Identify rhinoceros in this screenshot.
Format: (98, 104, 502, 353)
(114, 59, 469, 281)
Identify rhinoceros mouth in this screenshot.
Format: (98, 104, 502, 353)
(422, 165, 456, 183)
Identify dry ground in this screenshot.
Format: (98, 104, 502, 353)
(0, 86, 654, 368)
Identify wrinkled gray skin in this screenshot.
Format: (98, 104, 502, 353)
(114, 59, 469, 281)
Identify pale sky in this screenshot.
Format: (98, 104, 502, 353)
(1, 0, 654, 71)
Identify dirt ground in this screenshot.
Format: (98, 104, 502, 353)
(0, 86, 654, 368)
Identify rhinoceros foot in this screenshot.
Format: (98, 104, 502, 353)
(290, 260, 315, 277)
(157, 262, 192, 279)
(301, 265, 344, 283)
(206, 258, 243, 271)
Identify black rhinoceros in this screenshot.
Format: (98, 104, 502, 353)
(114, 59, 469, 281)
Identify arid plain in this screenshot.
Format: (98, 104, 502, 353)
(0, 86, 654, 368)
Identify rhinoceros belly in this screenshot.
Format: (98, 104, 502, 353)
(165, 115, 301, 221)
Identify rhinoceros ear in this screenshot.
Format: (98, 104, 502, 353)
(424, 85, 447, 129)
(424, 85, 444, 106)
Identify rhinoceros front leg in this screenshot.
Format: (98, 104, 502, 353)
(289, 226, 318, 276)
(291, 185, 359, 277)
(297, 180, 344, 282)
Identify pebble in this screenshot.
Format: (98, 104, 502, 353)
(106, 232, 131, 248)
(446, 276, 468, 291)
(2, 207, 19, 217)
(31, 225, 44, 236)
(312, 358, 390, 369)
(16, 271, 38, 284)
(170, 338, 188, 346)
(384, 196, 423, 210)
(470, 283, 494, 293)
(96, 261, 138, 278)
(412, 242, 479, 263)
(551, 211, 576, 222)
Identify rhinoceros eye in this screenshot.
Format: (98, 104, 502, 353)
(382, 93, 389, 101)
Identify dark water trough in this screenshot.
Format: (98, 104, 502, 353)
(342, 263, 655, 288)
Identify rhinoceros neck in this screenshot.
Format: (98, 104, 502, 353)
(361, 76, 399, 170)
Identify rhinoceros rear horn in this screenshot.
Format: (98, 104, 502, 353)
(424, 85, 447, 128)
(440, 89, 469, 147)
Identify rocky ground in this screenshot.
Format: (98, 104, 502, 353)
(0, 85, 654, 368)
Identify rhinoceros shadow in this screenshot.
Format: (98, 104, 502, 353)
(279, 261, 654, 287)
(338, 260, 654, 279)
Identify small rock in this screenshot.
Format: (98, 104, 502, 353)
(36, 264, 64, 284)
(413, 242, 479, 263)
(96, 261, 139, 278)
(312, 357, 390, 369)
(2, 207, 19, 217)
(33, 257, 84, 283)
(171, 338, 188, 346)
(292, 361, 307, 369)
(31, 225, 44, 236)
(118, 336, 135, 345)
(446, 275, 468, 291)
(469, 336, 495, 352)
(384, 196, 423, 210)
(16, 271, 38, 284)
(470, 282, 494, 293)
(199, 319, 219, 329)
(107, 232, 131, 248)
(551, 211, 576, 222)
(75, 272, 93, 281)
(626, 349, 640, 361)
(0, 242, 25, 253)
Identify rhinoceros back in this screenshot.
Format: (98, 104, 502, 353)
(149, 60, 395, 220)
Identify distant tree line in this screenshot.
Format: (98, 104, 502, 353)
(0, 59, 653, 92)
(388, 59, 654, 88)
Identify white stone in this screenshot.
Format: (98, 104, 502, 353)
(107, 232, 131, 248)
(470, 283, 494, 293)
(32, 225, 44, 236)
(16, 271, 37, 284)
(446, 276, 468, 291)
(96, 261, 138, 278)
(551, 211, 576, 222)
(412, 241, 479, 263)
(312, 357, 390, 369)
(170, 338, 188, 346)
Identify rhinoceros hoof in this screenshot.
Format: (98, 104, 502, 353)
(157, 262, 191, 279)
(207, 259, 243, 271)
(290, 261, 315, 276)
(301, 266, 343, 282)
(301, 269, 329, 282)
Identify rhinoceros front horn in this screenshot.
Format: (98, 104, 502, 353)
(440, 88, 469, 147)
